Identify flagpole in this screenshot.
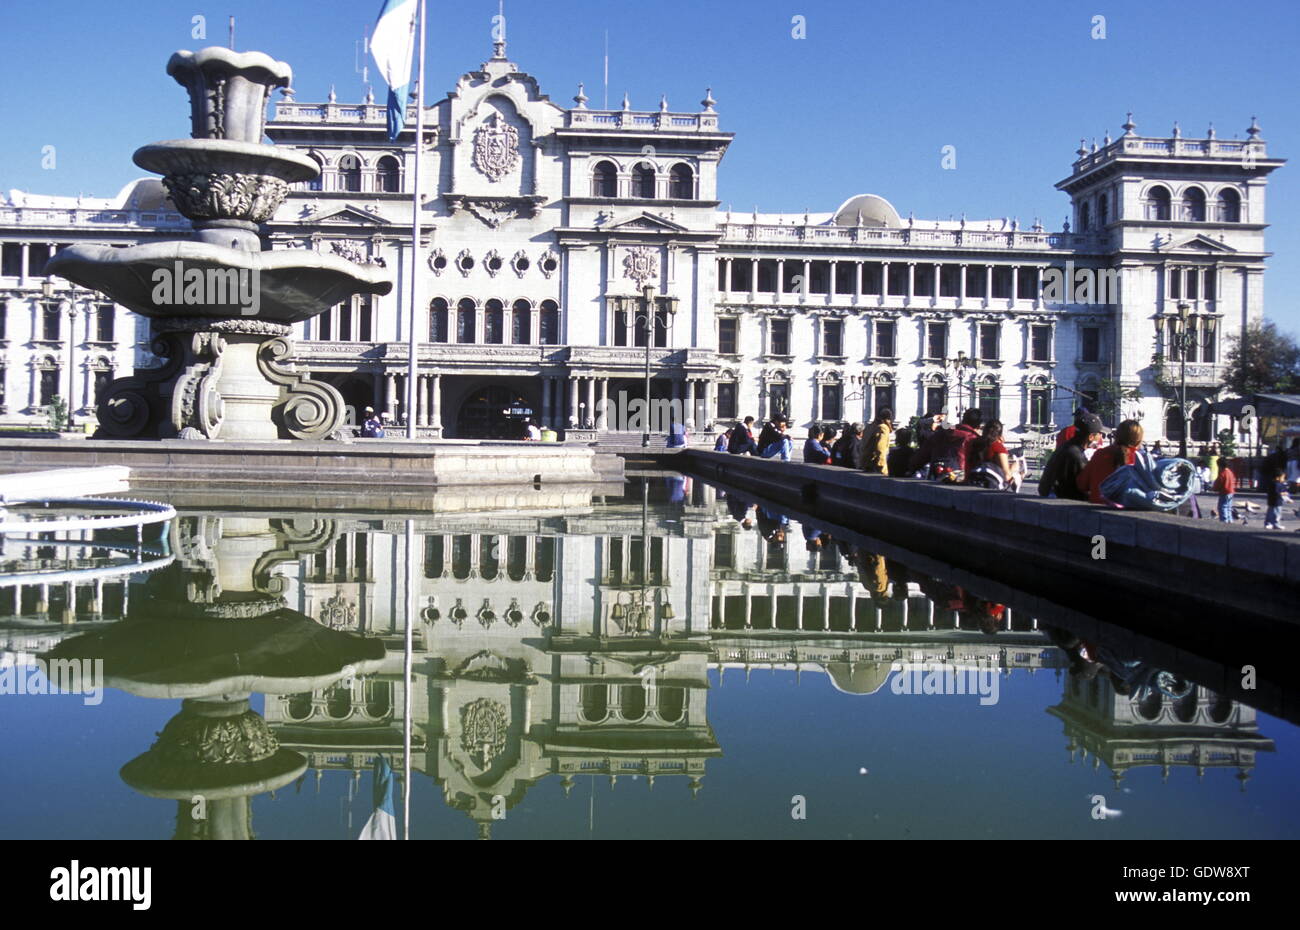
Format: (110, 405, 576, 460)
(405, 0, 427, 440)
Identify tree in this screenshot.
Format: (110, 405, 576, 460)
(1224, 320, 1300, 396)
(47, 395, 68, 431)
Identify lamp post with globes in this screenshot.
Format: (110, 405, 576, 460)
(41, 278, 85, 431)
(1168, 301, 1218, 458)
(945, 350, 980, 418)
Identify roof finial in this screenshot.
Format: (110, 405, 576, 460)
(573, 82, 588, 108)
(492, 0, 507, 59)
(1077, 138, 1088, 158)
(701, 87, 716, 112)
(1206, 122, 1215, 140)
(327, 84, 336, 104)
(660, 94, 669, 113)
(1172, 120, 1181, 139)
(1103, 130, 1112, 145)
(1247, 115, 1262, 139)
(1122, 111, 1136, 136)
(621, 91, 630, 111)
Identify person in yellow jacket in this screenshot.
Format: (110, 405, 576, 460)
(862, 409, 894, 475)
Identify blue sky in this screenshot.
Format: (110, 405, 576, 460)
(2, 0, 1298, 331)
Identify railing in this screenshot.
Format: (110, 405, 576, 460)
(718, 222, 1106, 251)
(271, 102, 414, 125)
(1071, 134, 1266, 174)
(0, 207, 188, 228)
(565, 109, 721, 132)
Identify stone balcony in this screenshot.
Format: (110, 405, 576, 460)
(564, 109, 721, 133)
(0, 206, 188, 230)
(1159, 361, 1226, 387)
(718, 222, 1108, 253)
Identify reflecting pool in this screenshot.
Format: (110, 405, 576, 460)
(2, 476, 1296, 839)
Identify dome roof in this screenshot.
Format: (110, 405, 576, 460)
(825, 661, 894, 695)
(831, 193, 902, 228)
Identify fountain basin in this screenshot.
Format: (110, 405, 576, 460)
(46, 240, 392, 324)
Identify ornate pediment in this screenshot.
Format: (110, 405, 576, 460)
(445, 193, 545, 228)
(607, 211, 689, 233)
(1166, 233, 1237, 253)
(297, 203, 392, 227)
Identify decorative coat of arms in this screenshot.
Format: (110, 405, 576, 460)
(460, 698, 508, 769)
(472, 112, 520, 182)
(319, 592, 357, 630)
(622, 246, 659, 288)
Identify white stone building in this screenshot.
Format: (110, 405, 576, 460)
(0, 39, 1285, 444)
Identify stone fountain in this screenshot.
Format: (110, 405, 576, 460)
(47, 48, 392, 441)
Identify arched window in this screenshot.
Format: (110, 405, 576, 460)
(580, 685, 608, 723)
(1182, 188, 1206, 222)
(1145, 185, 1171, 221)
(539, 299, 560, 345)
(1079, 202, 1091, 232)
(511, 298, 531, 344)
(657, 686, 685, 722)
(484, 298, 504, 344)
(376, 155, 400, 193)
(457, 298, 476, 343)
(1217, 188, 1241, 223)
(429, 297, 449, 343)
(337, 154, 362, 192)
(620, 684, 647, 720)
(1098, 193, 1108, 226)
(633, 164, 655, 198)
(669, 164, 694, 199)
(591, 160, 617, 197)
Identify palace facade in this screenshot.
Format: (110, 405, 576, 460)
(0, 38, 1285, 442)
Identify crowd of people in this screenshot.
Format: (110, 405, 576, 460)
(712, 407, 1298, 527)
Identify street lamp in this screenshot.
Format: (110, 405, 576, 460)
(945, 350, 980, 417)
(41, 278, 83, 431)
(1168, 302, 1218, 458)
(632, 284, 676, 448)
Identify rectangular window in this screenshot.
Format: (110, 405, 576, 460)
(338, 299, 353, 341)
(939, 265, 961, 298)
(820, 383, 842, 421)
(872, 384, 895, 420)
(39, 368, 58, 406)
(913, 265, 934, 298)
(653, 304, 669, 348)
(614, 301, 628, 347)
(769, 383, 790, 419)
(718, 318, 737, 354)
(875, 320, 896, 358)
(0, 243, 22, 277)
(95, 304, 115, 342)
(925, 385, 947, 418)
(1201, 319, 1217, 364)
(770, 318, 790, 356)
(713, 530, 735, 570)
(1205, 270, 1216, 301)
(43, 304, 61, 341)
(1028, 389, 1050, 427)
(1169, 268, 1182, 300)
(318, 307, 333, 341)
(834, 263, 855, 295)
(861, 263, 882, 296)
(93, 369, 112, 405)
(991, 267, 1013, 299)
(926, 322, 947, 360)
(977, 386, 999, 421)
(27, 244, 50, 276)
(822, 319, 843, 357)
(978, 323, 1000, 361)
(457, 308, 474, 343)
(1017, 267, 1037, 300)
(358, 297, 373, 342)
(1186, 269, 1199, 300)
(781, 263, 802, 294)
(965, 266, 986, 298)
(1081, 326, 1101, 363)
(886, 264, 907, 297)
(1030, 324, 1052, 362)
(717, 382, 737, 420)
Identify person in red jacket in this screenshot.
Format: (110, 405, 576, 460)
(1214, 461, 1237, 522)
(1077, 419, 1143, 505)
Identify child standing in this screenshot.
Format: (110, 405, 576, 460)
(1265, 468, 1293, 530)
(1214, 460, 1237, 523)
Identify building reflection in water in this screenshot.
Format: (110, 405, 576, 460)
(0, 477, 1277, 838)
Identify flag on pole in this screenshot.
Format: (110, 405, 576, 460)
(370, 0, 419, 140)
(358, 754, 397, 840)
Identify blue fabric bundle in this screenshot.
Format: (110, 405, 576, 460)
(1100, 451, 1201, 511)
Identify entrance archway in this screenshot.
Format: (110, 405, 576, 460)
(456, 385, 533, 439)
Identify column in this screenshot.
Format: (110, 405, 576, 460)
(882, 261, 891, 304)
(828, 260, 838, 304)
(775, 259, 784, 300)
(744, 592, 752, 629)
(854, 261, 863, 302)
(959, 264, 967, 306)
(385, 373, 398, 414)
(795, 589, 805, 630)
(568, 377, 579, 427)
(749, 258, 758, 302)
(704, 380, 715, 424)
(801, 259, 811, 301)
(907, 262, 915, 304)
(721, 258, 732, 295)
(933, 263, 940, 304)
(19, 242, 30, 287)
(1035, 266, 1044, 309)
(585, 377, 596, 428)
(416, 374, 428, 426)
(984, 265, 992, 305)
(1011, 264, 1021, 305)
(429, 374, 442, 432)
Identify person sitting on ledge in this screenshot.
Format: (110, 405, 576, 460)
(714, 426, 732, 452)
(1077, 419, 1143, 505)
(360, 407, 385, 439)
(1038, 412, 1104, 500)
(728, 416, 758, 455)
(757, 418, 794, 461)
(803, 426, 833, 464)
